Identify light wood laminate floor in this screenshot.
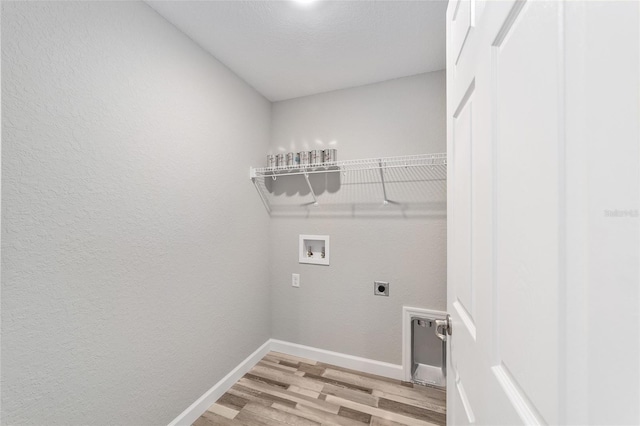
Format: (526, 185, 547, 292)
(193, 351, 446, 426)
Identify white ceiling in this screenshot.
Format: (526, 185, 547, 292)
(146, 1, 447, 102)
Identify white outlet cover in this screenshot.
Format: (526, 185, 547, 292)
(292, 273, 300, 288)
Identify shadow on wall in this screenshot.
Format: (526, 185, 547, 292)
(258, 166, 446, 218)
(265, 171, 341, 197)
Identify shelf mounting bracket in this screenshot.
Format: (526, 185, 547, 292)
(251, 177, 272, 214)
(303, 172, 319, 206)
(379, 160, 389, 205)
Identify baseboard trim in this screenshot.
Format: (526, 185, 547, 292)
(168, 339, 404, 425)
(167, 339, 271, 426)
(270, 339, 404, 381)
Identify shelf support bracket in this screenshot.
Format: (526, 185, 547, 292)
(379, 160, 389, 205)
(251, 178, 272, 214)
(303, 172, 319, 206)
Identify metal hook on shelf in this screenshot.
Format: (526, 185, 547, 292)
(272, 175, 277, 181)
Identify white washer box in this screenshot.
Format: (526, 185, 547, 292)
(299, 235, 329, 265)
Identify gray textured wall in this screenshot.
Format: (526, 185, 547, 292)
(268, 72, 447, 364)
(1, 2, 271, 424)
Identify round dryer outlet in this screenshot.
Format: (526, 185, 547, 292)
(374, 281, 389, 296)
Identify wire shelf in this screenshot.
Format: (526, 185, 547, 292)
(249, 153, 447, 214)
(250, 153, 447, 178)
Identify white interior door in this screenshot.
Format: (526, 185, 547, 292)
(446, 1, 640, 425)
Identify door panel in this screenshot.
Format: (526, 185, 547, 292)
(447, 1, 561, 424)
(451, 0, 474, 65)
(493, 2, 559, 423)
(451, 81, 476, 329)
(447, 1, 639, 425)
(452, 368, 475, 424)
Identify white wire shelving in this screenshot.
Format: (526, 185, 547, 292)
(249, 153, 447, 214)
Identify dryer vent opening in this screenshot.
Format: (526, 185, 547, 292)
(411, 316, 446, 388)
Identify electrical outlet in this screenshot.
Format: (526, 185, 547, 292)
(374, 281, 389, 296)
(292, 273, 300, 288)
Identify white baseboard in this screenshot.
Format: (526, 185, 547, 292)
(168, 339, 404, 425)
(167, 339, 271, 426)
(270, 339, 404, 381)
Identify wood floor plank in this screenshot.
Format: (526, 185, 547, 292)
(324, 395, 440, 426)
(370, 416, 408, 426)
(399, 385, 445, 402)
(227, 384, 298, 408)
(323, 369, 446, 404)
(217, 393, 249, 412)
(304, 373, 374, 394)
(262, 354, 285, 364)
(206, 403, 239, 420)
(278, 360, 301, 369)
(257, 359, 299, 373)
(244, 373, 290, 389)
(234, 409, 274, 426)
(298, 363, 327, 376)
(249, 364, 325, 392)
(378, 398, 445, 425)
(243, 401, 320, 426)
(321, 383, 378, 407)
(372, 389, 446, 414)
(238, 377, 342, 414)
(192, 352, 446, 426)
(288, 384, 321, 399)
(271, 402, 366, 426)
(338, 406, 372, 424)
(317, 362, 405, 386)
(195, 410, 242, 426)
